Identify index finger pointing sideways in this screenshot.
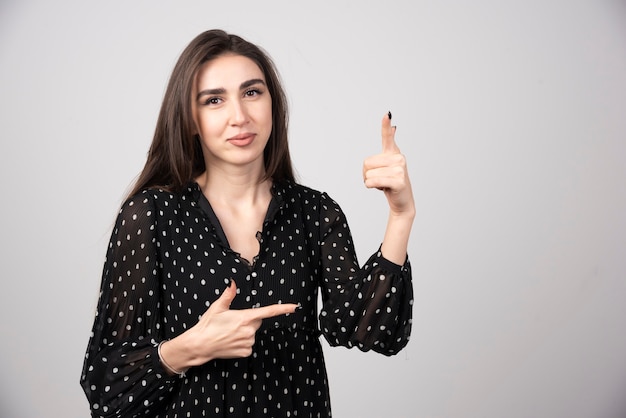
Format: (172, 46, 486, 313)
(247, 303, 299, 321)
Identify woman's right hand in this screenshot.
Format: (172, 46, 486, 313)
(159, 280, 298, 374)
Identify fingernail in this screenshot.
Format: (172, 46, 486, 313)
(296, 303, 302, 310)
(388, 111, 392, 120)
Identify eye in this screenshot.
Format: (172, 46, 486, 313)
(203, 96, 222, 106)
(244, 88, 262, 97)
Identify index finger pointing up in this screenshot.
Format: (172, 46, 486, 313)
(381, 111, 399, 154)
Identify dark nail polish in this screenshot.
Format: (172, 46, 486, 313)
(388, 111, 392, 120)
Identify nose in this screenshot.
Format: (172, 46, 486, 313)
(229, 99, 250, 126)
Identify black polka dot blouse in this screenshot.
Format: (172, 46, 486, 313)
(81, 180, 413, 417)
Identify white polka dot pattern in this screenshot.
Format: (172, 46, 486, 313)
(80, 181, 413, 417)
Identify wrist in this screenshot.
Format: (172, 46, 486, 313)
(388, 206, 416, 224)
(158, 339, 189, 377)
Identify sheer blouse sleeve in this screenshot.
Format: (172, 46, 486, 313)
(317, 193, 413, 356)
(80, 192, 178, 418)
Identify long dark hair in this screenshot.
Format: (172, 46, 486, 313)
(127, 29, 294, 197)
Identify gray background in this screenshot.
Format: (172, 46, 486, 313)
(1, 1, 626, 417)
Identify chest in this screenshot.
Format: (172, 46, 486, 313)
(154, 201, 322, 334)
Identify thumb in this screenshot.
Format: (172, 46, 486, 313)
(381, 111, 399, 154)
(210, 280, 237, 313)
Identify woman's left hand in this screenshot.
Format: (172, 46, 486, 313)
(363, 113, 415, 217)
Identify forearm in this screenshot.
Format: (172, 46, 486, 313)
(380, 209, 415, 265)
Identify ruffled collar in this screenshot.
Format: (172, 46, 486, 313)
(184, 180, 289, 265)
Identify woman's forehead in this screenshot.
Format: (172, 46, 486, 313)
(195, 54, 265, 89)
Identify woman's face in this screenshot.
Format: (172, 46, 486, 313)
(192, 53, 273, 172)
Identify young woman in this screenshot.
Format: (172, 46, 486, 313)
(81, 29, 415, 417)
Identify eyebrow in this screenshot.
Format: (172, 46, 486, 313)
(196, 78, 266, 101)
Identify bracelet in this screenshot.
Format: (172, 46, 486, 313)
(157, 340, 186, 378)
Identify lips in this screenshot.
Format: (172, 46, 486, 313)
(227, 133, 256, 147)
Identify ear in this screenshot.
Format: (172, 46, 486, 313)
(189, 98, 200, 137)
(191, 122, 200, 138)
(189, 114, 198, 136)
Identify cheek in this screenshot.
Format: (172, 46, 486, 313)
(197, 114, 224, 138)
(262, 101, 274, 129)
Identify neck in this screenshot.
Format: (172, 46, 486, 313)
(196, 165, 271, 206)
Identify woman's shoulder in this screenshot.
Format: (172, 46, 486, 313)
(122, 187, 167, 209)
(276, 180, 342, 213)
(121, 183, 198, 214)
(275, 180, 329, 201)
